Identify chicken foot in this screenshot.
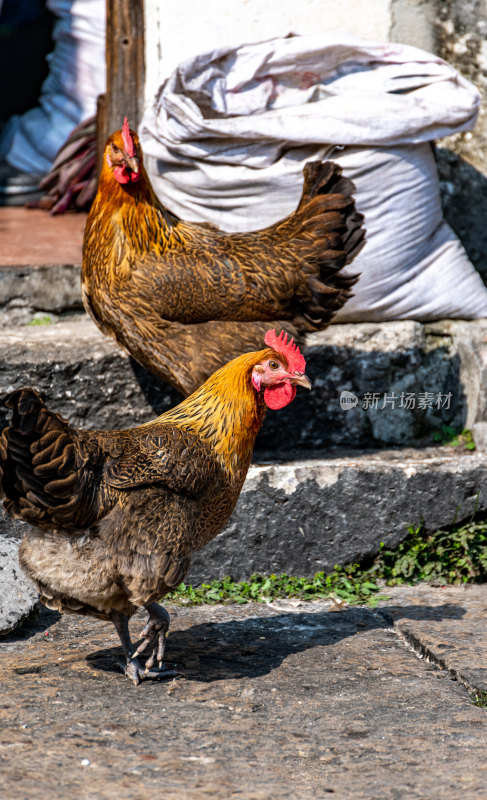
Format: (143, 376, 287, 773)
(133, 602, 171, 671)
(110, 608, 176, 686)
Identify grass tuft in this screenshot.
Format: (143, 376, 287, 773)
(432, 425, 476, 451)
(26, 315, 54, 326)
(169, 570, 383, 607)
(167, 517, 487, 607)
(472, 691, 487, 708)
(368, 519, 487, 585)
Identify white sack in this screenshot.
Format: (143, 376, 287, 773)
(140, 31, 487, 322)
(0, 0, 106, 174)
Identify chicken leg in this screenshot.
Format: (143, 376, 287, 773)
(133, 602, 172, 670)
(110, 608, 176, 685)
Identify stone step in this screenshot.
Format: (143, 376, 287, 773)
(2, 446, 486, 631)
(2, 316, 487, 452)
(0, 515, 38, 634)
(0, 265, 83, 327)
(189, 446, 487, 583)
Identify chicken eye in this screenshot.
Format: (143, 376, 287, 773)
(112, 144, 120, 153)
(269, 360, 280, 370)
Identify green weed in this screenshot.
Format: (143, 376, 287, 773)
(432, 425, 476, 451)
(472, 691, 487, 708)
(368, 519, 487, 585)
(26, 315, 54, 326)
(168, 570, 383, 607)
(167, 516, 487, 607)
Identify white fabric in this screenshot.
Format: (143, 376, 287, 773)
(140, 31, 487, 321)
(0, 0, 106, 174)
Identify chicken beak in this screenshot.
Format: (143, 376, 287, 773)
(291, 373, 312, 390)
(125, 156, 140, 175)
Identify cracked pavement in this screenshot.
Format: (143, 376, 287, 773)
(0, 585, 486, 799)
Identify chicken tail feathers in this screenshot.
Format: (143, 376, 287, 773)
(289, 160, 365, 330)
(0, 388, 91, 529)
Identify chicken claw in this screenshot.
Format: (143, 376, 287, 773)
(111, 607, 176, 685)
(133, 602, 171, 671)
(124, 657, 176, 687)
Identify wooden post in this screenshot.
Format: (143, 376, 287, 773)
(103, 0, 145, 142)
(96, 93, 107, 175)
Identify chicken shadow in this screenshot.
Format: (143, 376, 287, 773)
(85, 603, 465, 683)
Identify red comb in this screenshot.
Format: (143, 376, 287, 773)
(122, 117, 135, 157)
(264, 329, 306, 373)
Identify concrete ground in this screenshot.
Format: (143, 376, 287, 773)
(1, 584, 486, 800)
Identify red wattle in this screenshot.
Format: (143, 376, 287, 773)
(114, 165, 141, 184)
(114, 165, 130, 184)
(264, 382, 296, 410)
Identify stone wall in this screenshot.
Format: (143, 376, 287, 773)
(4, 317, 487, 454)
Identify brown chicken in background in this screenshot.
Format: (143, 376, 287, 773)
(82, 119, 364, 396)
(0, 330, 310, 685)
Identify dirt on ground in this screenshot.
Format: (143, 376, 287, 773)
(1, 586, 487, 799)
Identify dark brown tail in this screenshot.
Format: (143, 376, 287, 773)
(297, 160, 365, 263)
(0, 388, 88, 529)
(291, 160, 365, 330)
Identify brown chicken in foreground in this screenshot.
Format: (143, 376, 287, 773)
(82, 119, 364, 396)
(0, 330, 310, 684)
